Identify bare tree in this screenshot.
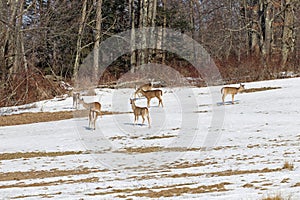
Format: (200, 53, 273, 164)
(281, 0, 296, 68)
(73, 0, 88, 81)
(94, 0, 103, 82)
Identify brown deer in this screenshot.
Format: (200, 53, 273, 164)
(78, 98, 102, 130)
(136, 88, 163, 108)
(134, 82, 153, 98)
(130, 99, 150, 127)
(78, 98, 102, 118)
(221, 83, 245, 104)
(89, 108, 101, 130)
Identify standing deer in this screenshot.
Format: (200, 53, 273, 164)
(134, 82, 153, 98)
(221, 83, 245, 104)
(136, 88, 163, 108)
(72, 92, 80, 109)
(78, 98, 102, 129)
(89, 108, 100, 130)
(130, 98, 150, 127)
(78, 98, 102, 117)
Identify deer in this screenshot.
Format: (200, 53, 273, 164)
(134, 82, 153, 98)
(89, 108, 101, 130)
(78, 97, 102, 117)
(221, 83, 245, 104)
(130, 98, 150, 127)
(78, 98, 102, 130)
(135, 88, 163, 108)
(72, 92, 80, 109)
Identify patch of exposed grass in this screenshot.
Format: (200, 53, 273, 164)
(132, 182, 231, 198)
(194, 110, 209, 113)
(282, 161, 294, 170)
(117, 146, 202, 154)
(212, 145, 238, 151)
(0, 111, 74, 126)
(247, 144, 260, 148)
(0, 110, 128, 126)
(281, 178, 290, 183)
(0, 151, 85, 161)
(242, 183, 254, 188)
(162, 167, 284, 179)
(262, 194, 288, 200)
(143, 134, 176, 140)
(11, 192, 62, 199)
(163, 161, 218, 169)
(88, 182, 231, 198)
(109, 135, 127, 140)
(0, 167, 106, 182)
(0, 177, 99, 189)
(292, 182, 300, 187)
(242, 87, 281, 93)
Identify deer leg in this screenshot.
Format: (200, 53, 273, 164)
(221, 94, 224, 103)
(93, 112, 98, 130)
(147, 115, 150, 128)
(147, 99, 150, 108)
(159, 98, 164, 107)
(134, 115, 138, 125)
(142, 115, 145, 124)
(232, 94, 235, 104)
(88, 111, 92, 129)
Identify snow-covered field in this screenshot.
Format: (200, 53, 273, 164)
(0, 77, 300, 199)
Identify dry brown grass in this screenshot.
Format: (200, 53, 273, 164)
(117, 146, 202, 154)
(164, 161, 218, 169)
(0, 110, 128, 126)
(0, 151, 84, 161)
(0, 167, 106, 182)
(162, 167, 284, 179)
(0, 177, 99, 189)
(132, 183, 231, 198)
(262, 194, 285, 200)
(143, 135, 176, 140)
(0, 111, 74, 126)
(88, 182, 231, 198)
(11, 192, 63, 199)
(242, 183, 254, 188)
(242, 87, 281, 93)
(281, 178, 290, 183)
(282, 161, 294, 170)
(292, 182, 300, 187)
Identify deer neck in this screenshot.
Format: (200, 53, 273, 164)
(131, 102, 136, 110)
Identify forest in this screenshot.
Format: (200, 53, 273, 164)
(0, 0, 299, 106)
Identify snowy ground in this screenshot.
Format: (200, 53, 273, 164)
(0, 77, 300, 199)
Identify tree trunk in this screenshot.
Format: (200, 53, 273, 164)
(130, 0, 137, 73)
(251, 2, 261, 56)
(148, 0, 157, 63)
(140, 0, 148, 66)
(5, 0, 18, 77)
(162, 0, 167, 64)
(281, 0, 295, 69)
(190, 0, 196, 62)
(94, 0, 103, 83)
(73, 0, 88, 81)
(262, 0, 273, 65)
(0, 0, 7, 81)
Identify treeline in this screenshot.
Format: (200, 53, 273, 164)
(0, 0, 299, 106)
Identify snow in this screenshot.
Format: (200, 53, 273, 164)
(0, 77, 300, 199)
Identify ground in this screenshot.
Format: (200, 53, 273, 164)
(0, 78, 300, 199)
